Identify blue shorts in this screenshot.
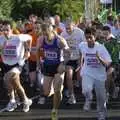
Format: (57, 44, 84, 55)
(43, 63, 60, 77)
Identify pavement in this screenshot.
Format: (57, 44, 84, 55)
(0, 95, 120, 120)
(0, 79, 120, 120)
(0, 108, 120, 120)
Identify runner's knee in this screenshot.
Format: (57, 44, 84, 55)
(54, 73, 64, 92)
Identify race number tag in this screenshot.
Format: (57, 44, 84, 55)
(45, 51, 57, 59)
(3, 46, 17, 57)
(86, 53, 100, 68)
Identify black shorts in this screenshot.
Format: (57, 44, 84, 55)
(28, 61, 37, 72)
(2, 63, 20, 73)
(43, 63, 60, 77)
(66, 60, 78, 70)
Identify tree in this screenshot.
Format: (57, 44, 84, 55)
(11, 0, 33, 20)
(0, 0, 84, 21)
(0, 0, 14, 20)
(53, 0, 84, 21)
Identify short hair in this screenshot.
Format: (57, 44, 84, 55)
(85, 27, 96, 36)
(54, 15, 60, 20)
(102, 26, 111, 32)
(2, 20, 12, 28)
(65, 18, 73, 26)
(49, 17, 55, 25)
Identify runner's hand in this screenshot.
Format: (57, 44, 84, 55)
(24, 51, 30, 59)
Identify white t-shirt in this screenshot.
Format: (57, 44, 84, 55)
(79, 41, 112, 81)
(61, 27, 85, 60)
(0, 34, 32, 66)
(111, 26, 120, 40)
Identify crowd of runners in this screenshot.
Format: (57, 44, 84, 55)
(0, 9, 120, 120)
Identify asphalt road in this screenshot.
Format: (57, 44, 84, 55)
(0, 102, 120, 120)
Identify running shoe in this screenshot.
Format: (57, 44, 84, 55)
(37, 96, 45, 104)
(67, 94, 76, 104)
(6, 101, 17, 112)
(23, 99, 32, 112)
(51, 109, 58, 120)
(83, 100, 91, 112)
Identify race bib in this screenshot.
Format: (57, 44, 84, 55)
(86, 53, 100, 68)
(70, 48, 79, 58)
(45, 51, 58, 59)
(3, 45, 17, 58)
(67, 38, 76, 47)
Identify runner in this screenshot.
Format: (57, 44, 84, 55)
(61, 20, 85, 104)
(24, 21, 39, 87)
(102, 26, 120, 99)
(0, 20, 32, 112)
(79, 27, 112, 120)
(36, 23, 70, 120)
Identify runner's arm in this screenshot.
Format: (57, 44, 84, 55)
(23, 35, 32, 59)
(58, 36, 70, 64)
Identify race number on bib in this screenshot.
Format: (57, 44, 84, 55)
(86, 53, 100, 68)
(3, 46, 17, 57)
(67, 38, 76, 47)
(45, 51, 57, 59)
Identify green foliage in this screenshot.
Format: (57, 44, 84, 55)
(98, 8, 117, 24)
(0, 0, 84, 21)
(11, 0, 33, 20)
(0, 0, 14, 20)
(53, 0, 84, 21)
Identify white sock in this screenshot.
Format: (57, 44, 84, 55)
(10, 99, 16, 103)
(52, 109, 58, 113)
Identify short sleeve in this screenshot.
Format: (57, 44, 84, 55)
(79, 42, 84, 53)
(99, 44, 112, 63)
(19, 34, 32, 42)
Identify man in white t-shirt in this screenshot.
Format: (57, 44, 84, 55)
(0, 20, 32, 112)
(79, 27, 112, 120)
(61, 20, 85, 104)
